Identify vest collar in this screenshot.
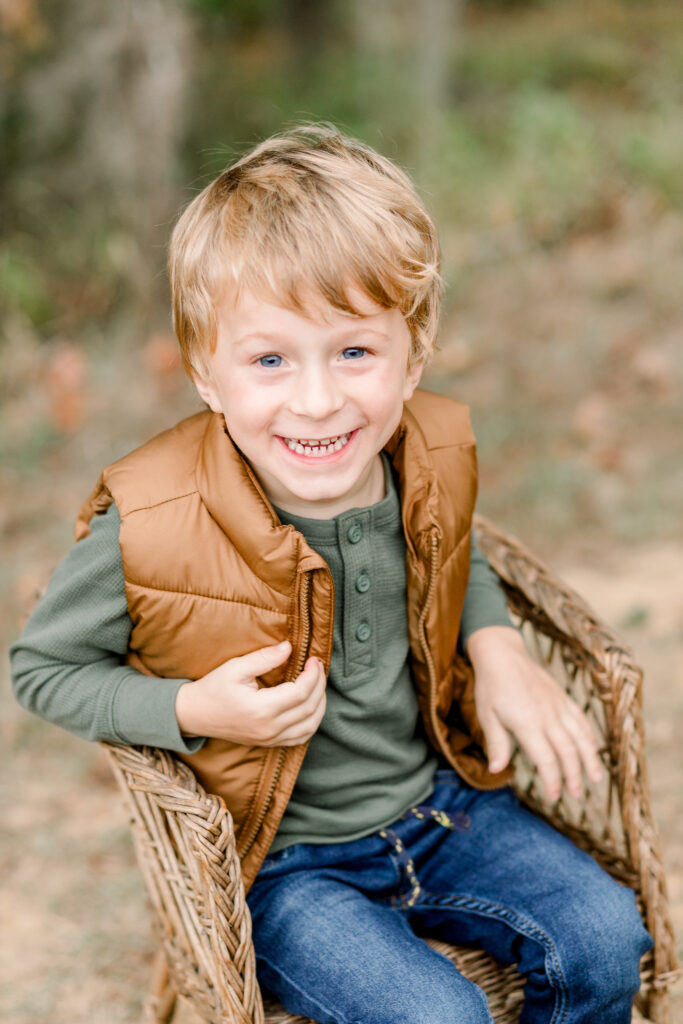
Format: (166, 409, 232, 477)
(196, 413, 327, 595)
(385, 404, 441, 563)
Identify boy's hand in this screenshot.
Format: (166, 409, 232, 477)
(468, 626, 603, 801)
(175, 641, 327, 746)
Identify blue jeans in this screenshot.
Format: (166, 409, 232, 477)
(247, 770, 652, 1024)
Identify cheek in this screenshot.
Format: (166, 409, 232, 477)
(221, 381, 279, 437)
(376, 365, 415, 410)
(358, 374, 407, 432)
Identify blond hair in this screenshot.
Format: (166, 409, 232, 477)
(168, 124, 441, 376)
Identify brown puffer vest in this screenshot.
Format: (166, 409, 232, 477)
(76, 389, 511, 891)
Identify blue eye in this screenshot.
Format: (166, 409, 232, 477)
(341, 347, 366, 360)
(258, 354, 283, 368)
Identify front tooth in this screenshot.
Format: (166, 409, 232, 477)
(286, 434, 351, 454)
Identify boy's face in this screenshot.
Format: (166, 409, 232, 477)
(194, 288, 423, 519)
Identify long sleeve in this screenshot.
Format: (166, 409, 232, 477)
(459, 536, 517, 650)
(10, 503, 205, 753)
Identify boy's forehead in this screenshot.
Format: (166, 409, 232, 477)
(217, 282, 391, 335)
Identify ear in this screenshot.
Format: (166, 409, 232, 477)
(402, 358, 424, 402)
(191, 368, 223, 414)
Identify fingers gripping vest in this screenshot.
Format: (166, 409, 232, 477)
(76, 390, 511, 891)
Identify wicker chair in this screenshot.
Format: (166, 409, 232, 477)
(103, 516, 679, 1024)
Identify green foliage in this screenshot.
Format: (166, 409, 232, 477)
(458, 33, 636, 93)
(0, 249, 55, 328)
(184, 0, 279, 37)
(621, 128, 683, 205)
(186, 0, 281, 29)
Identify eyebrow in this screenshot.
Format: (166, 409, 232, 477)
(234, 326, 391, 348)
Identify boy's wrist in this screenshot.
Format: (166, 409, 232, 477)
(175, 680, 203, 738)
(466, 624, 526, 668)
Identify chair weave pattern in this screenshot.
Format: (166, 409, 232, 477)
(104, 516, 679, 1024)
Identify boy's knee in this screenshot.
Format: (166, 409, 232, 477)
(435, 982, 494, 1024)
(588, 883, 650, 959)
(559, 884, 652, 1003)
(378, 977, 493, 1024)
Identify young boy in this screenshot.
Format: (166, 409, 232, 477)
(11, 125, 651, 1023)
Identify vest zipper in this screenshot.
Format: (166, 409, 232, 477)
(419, 529, 495, 789)
(237, 570, 312, 860)
(291, 570, 313, 676)
(419, 530, 443, 754)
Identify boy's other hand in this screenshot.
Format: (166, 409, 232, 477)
(468, 626, 603, 802)
(175, 641, 327, 746)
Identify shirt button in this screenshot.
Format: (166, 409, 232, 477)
(355, 572, 371, 594)
(355, 621, 372, 642)
(347, 522, 363, 544)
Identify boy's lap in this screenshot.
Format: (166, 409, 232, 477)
(249, 784, 574, 970)
(247, 784, 647, 1021)
(250, 876, 493, 1024)
(251, 779, 635, 976)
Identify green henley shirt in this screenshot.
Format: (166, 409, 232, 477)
(271, 457, 438, 849)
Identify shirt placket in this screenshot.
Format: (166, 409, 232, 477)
(338, 510, 375, 680)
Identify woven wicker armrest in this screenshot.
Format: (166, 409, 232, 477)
(104, 743, 266, 1023)
(473, 515, 679, 1019)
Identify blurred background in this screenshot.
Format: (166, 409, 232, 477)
(1, 0, 681, 1020)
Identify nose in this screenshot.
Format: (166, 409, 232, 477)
(288, 362, 345, 421)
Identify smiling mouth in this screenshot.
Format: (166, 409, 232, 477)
(282, 432, 353, 457)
